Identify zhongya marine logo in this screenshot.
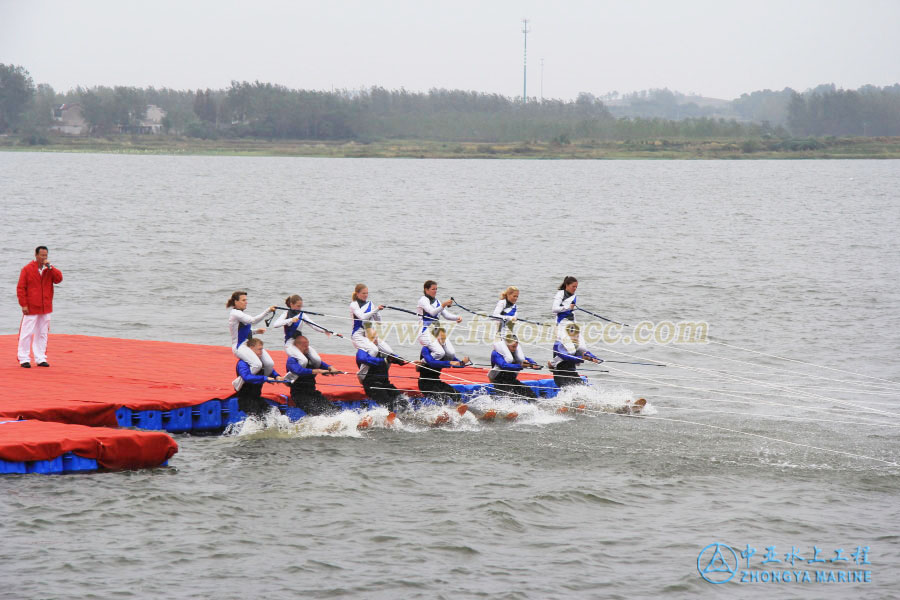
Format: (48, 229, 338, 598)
(698, 542, 739, 584)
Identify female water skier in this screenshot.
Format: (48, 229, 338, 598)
(418, 325, 470, 404)
(491, 286, 526, 364)
(227, 290, 277, 379)
(549, 322, 603, 388)
(417, 280, 462, 360)
(270, 294, 331, 369)
(551, 276, 587, 348)
(355, 323, 408, 412)
(349, 283, 395, 357)
(489, 333, 541, 400)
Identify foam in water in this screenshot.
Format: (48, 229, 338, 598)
(221, 383, 657, 439)
(537, 383, 657, 416)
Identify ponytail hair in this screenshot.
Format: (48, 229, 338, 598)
(423, 280, 437, 293)
(226, 290, 247, 308)
(352, 283, 367, 301)
(499, 286, 519, 300)
(558, 276, 578, 291)
(285, 294, 302, 307)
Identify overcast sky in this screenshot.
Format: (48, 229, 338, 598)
(2, 0, 898, 100)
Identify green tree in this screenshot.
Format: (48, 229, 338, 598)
(0, 63, 36, 132)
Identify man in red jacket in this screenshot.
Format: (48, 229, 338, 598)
(17, 246, 63, 368)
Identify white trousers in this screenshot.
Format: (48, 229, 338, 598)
(557, 322, 587, 351)
(18, 313, 51, 364)
(351, 329, 395, 358)
(418, 328, 455, 360)
(492, 338, 525, 363)
(285, 340, 322, 368)
(233, 342, 275, 375)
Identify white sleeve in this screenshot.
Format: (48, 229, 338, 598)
(302, 315, 329, 334)
(418, 296, 443, 317)
(493, 299, 515, 322)
(269, 312, 294, 328)
(551, 290, 568, 314)
(231, 308, 254, 325)
(250, 309, 272, 324)
(440, 307, 460, 321)
(492, 300, 505, 319)
(351, 302, 381, 322)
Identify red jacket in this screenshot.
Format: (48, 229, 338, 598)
(17, 261, 63, 314)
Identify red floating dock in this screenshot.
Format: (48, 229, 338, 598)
(0, 419, 177, 471)
(1, 334, 551, 473)
(2, 334, 545, 427)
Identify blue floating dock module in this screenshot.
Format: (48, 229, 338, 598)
(451, 378, 560, 400)
(0, 420, 177, 475)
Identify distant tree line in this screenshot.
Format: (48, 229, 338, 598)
(786, 84, 900, 137)
(1, 63, 898, 141)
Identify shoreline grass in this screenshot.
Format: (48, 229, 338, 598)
(3, 134, 900, 159)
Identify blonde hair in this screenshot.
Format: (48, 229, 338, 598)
(352, 283, 367, 301)
(565, 322, 581, 334)
(504, 333, 519, 345)
(499, 286, 519, 300)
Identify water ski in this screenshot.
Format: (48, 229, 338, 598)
(615, 398, 647, 415)
(466, 406, 518, 422)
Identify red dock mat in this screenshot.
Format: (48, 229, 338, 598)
(2, 334, 546, 424)
(0, 419, 177, 470)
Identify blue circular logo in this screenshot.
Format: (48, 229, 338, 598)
(697, 543, 738, 584)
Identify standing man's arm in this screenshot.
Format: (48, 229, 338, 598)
(48, 264, 62, 284)
(16, 267, 29, 314)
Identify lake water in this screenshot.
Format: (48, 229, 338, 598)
(1, 152, 899, 598)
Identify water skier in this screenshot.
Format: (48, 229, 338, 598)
(227, 290, 277, 379)
(349, 283, 394, 356)
(418, 325, 469, 404)
(234, 338, 284, 416)
(417, 279, 462, 360)
(549, 322, 603, 388)
(285, 334, 341, 416)
(355, 323, 408, 412)
(489, 333, 541, 400)
(270, 294, 330, 369)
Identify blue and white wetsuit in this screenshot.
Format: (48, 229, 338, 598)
(417, 294, 460, 359)
(355, 346, 389, 383)
(228, 307, 275, 375)
(552, 290, 586, 347)
(270, 309, 326, 368)
(236, 360, 281, 385)
(492, 298, 518, 335)
(286, 353, 329, 383)
(550, 340, 599, 369)
(488, 349, 537, 382)
(287, 354, 329, 377)
(552, 289, 577, 324)
(491, 298, 525, 362)
(349, 299, 394, 356)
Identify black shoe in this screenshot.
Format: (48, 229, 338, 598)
(37, 362, 50, 367)
(20, 362, 31, 368)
